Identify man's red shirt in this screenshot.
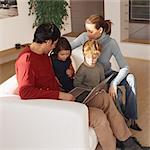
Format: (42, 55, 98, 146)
(15, 46, 59, 99)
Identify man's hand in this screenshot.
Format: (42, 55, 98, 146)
(58, 92, 75, 101)
(108, 84, 117, 100)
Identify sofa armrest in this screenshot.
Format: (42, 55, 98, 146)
(0, 95, 90, 150)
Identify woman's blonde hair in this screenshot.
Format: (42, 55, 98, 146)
(83, 40, 102, 57)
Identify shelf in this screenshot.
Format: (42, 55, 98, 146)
(0, 45, 28, 83)
(0, 45, 28, 65)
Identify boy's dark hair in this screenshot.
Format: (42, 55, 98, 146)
(51, 37, 72, 59)
(33, 23, 60, 44)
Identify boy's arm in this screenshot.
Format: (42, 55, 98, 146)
(96, 63, 105, 82)
(99, 63, 105, 81)
(73, 65, 86, 88)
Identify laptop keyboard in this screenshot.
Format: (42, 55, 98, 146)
(76, 90, 90, 103)
(69, 88, 86, 96)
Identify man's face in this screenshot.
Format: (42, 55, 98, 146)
(85, 23, 102, 40)
(44, 39, 58, 54)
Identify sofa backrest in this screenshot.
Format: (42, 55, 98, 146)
(71, 46, 84, 72)
(0, 74, 18, 96)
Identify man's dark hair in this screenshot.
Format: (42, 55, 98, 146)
(33, 23, 61, 44)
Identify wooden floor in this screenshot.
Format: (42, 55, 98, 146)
(0, 51, 150, 147)
(126, 57, 150, 147)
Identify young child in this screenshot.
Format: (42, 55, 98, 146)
(50, 37, 74, 92)
(74, 40, 105, 90)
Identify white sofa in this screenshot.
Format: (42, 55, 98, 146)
(0, 47, 98, 150)
(0, 45, 119, 150)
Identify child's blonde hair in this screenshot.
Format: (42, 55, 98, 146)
(83, 40, 102, 57)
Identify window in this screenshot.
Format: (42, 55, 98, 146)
(129, 0, 150, 23)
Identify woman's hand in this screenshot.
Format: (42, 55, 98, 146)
(108, 84, 117, 100)
(58, 92, 75, 101)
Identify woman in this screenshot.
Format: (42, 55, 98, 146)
(71, 14, 141, 131)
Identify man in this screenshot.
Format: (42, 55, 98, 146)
(16, 23, 74, 101)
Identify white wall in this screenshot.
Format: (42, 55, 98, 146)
(104, 0, 150, 61)
(0, 0, 71, 51)
(0, 0, 149, 60)
(0, 0, 34, 51)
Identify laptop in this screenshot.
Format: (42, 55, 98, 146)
(69, 74, 113, 104)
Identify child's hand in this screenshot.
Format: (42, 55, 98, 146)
(66, 68, 74, 78)
(66, 63, 75, 78)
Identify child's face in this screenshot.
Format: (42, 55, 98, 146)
(84, 54, 99, 66)
(57, 49, 71, 61)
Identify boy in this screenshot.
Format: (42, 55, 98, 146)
(74, 40, 143, 150)
(74, 40, 104, 89)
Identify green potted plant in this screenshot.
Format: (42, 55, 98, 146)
(28, 0, 69, 29)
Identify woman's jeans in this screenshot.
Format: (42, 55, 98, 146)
(106, 71, 138, 120)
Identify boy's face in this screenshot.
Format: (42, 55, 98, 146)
(57, 49, 70, 61)
(84, 53, 99, 66)
(83, 40, 101, 67)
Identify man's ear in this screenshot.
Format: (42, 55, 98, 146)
(46, 40, 52, 44)
(99, 27, 103, 34)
